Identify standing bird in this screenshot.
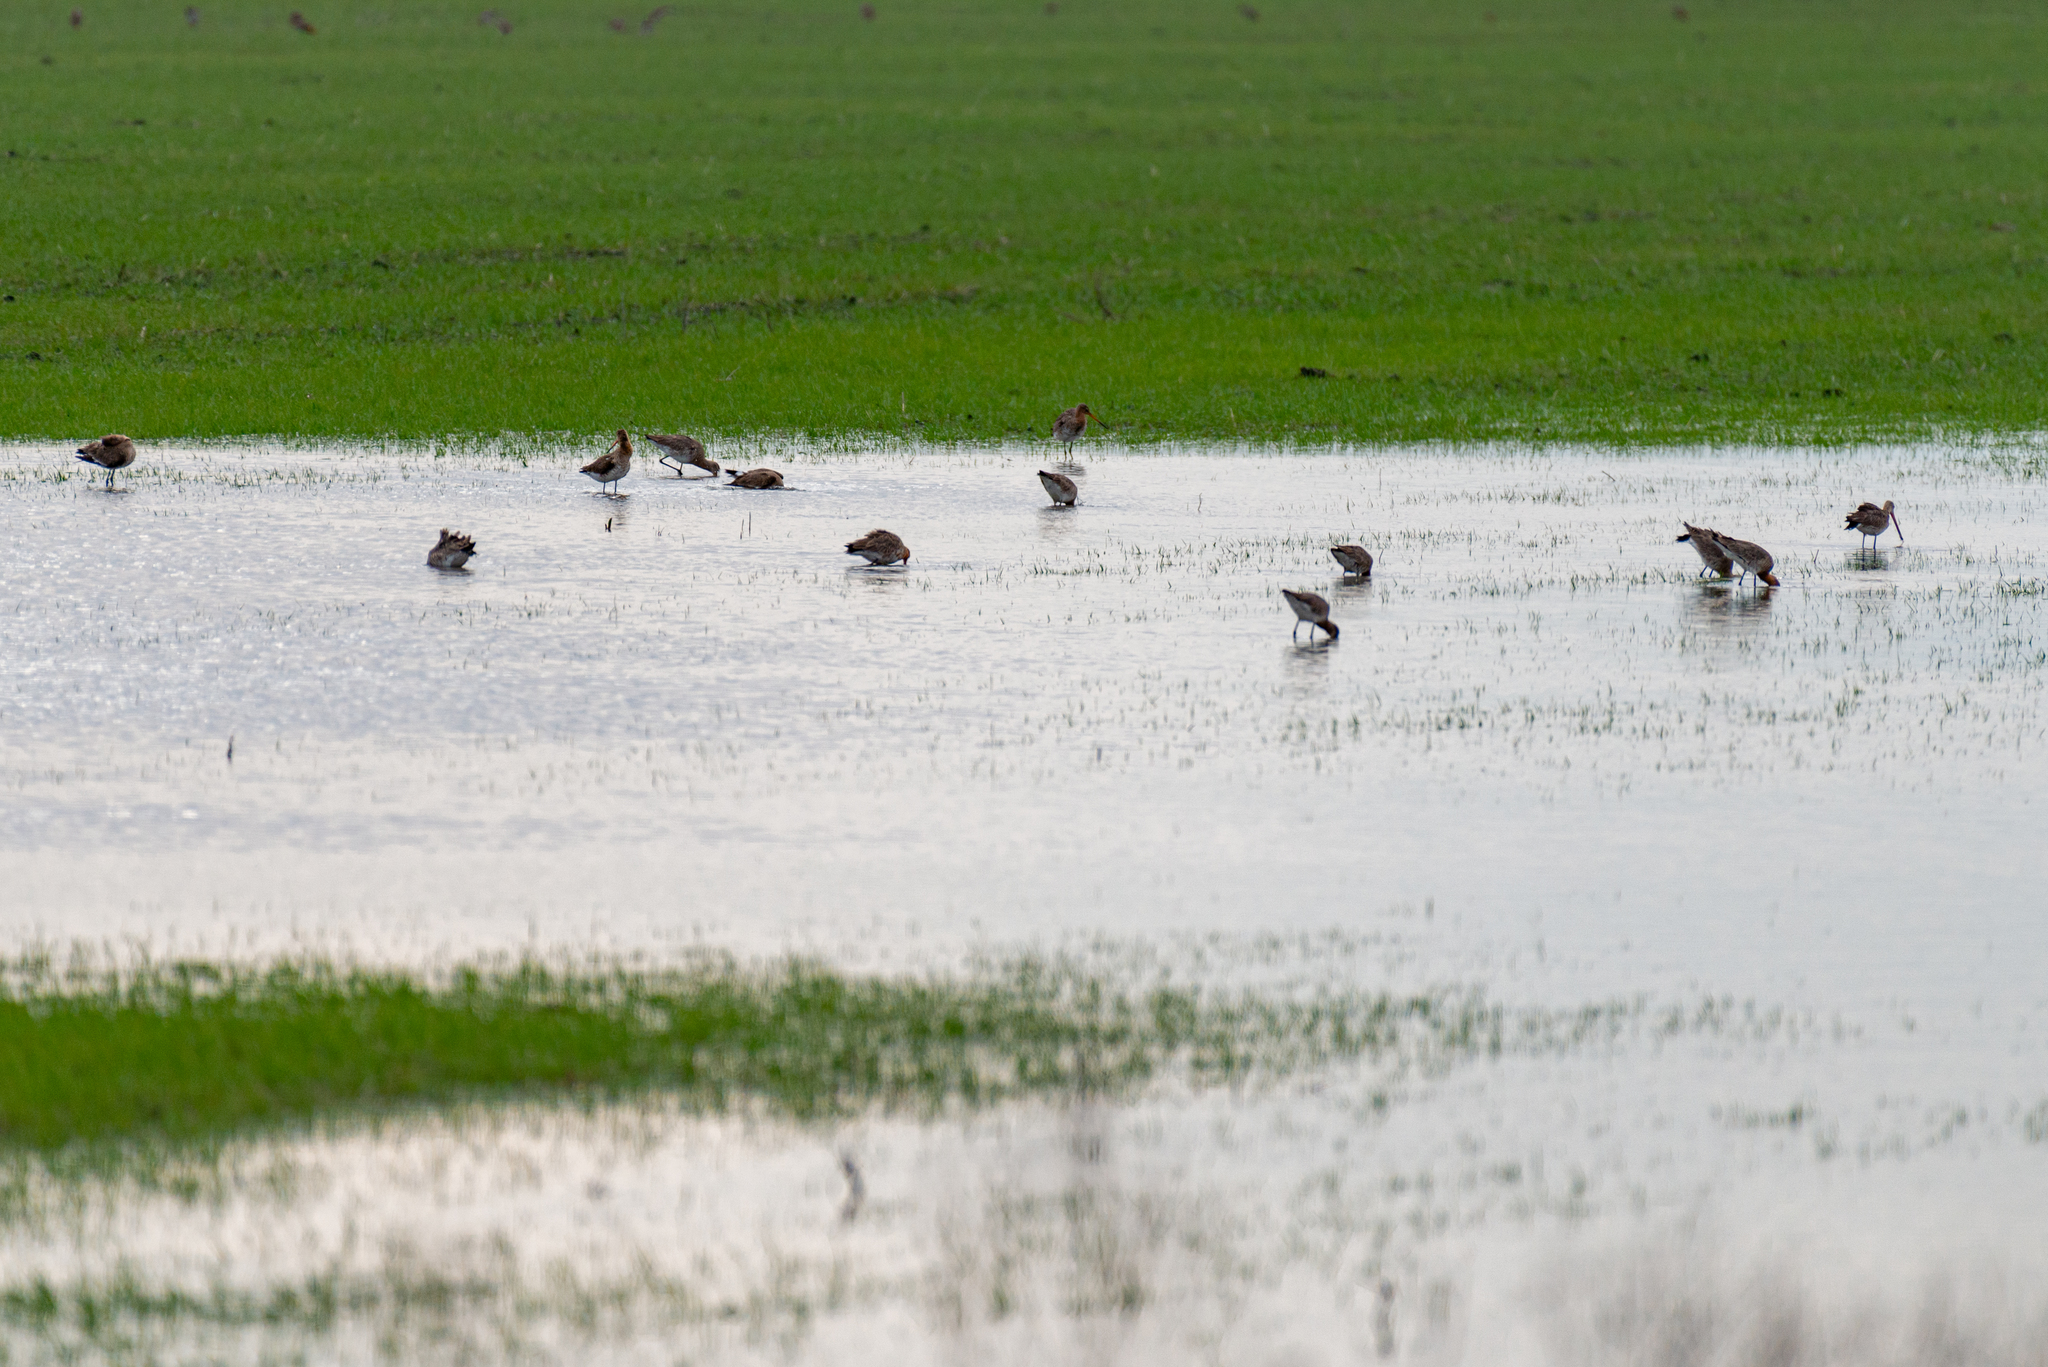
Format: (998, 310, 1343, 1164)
(1710, 530, 1780, 587)
(1037, 469, 1077, 505)
(1844, 500, 1904, 548)
(1280, 588, 1339, 640)
(427, 529, 478, 570)
(74, 434, 138, 490)
(844, 529, 910, 565)
(646, 432, 719, 477)
(1330, 544, 1373, 577)
(580, 430, 633, 494)
(1052, 404, 1095, 450)
(288, 10, 316, 32)
(727, 467, 784, 489)
(1676, 523, 1734, 578)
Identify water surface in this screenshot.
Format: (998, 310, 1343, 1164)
(2, 439, 2044, 1362)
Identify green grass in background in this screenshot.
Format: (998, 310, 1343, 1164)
(2, 0, 2045, 443)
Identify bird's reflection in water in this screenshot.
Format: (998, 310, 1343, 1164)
(851, 567, 910, 591)
(1283, 639, 1335, 695)
(1847, 548, 1890, 573)
(1329, 576, 1375, 606)
(1682, 582, 1775, 635)
(600, 500, 632, 532)
(1036, 504, 1080, 541)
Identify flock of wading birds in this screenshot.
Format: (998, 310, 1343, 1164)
(71, 407, 1909, 643)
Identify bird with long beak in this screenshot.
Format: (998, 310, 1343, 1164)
(427, 529, 478, 570)
(647, 433, 719, 477)
(1037, 469, 1077, 505)
(727, 467, 785, 489)
(844, 529, 910, 565)
(580, 430, 633, 494)
(1330, 544, 1373, 577)
(74, 434, 138, 490)
(1676, 523, 1735, 578)
(1052, 404, 1095, 449)
(1281, 588, 1339, 640)
(1709, 530, 1780, 587)
(1845, 500, 1904, 548)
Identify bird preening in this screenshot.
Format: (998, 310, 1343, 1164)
(580, 430, 633, 494)
(1845, 500, 1904, 548)
(427, 529, 478, 570)
(75, 434, 138, 490)
(844, 529, 910, 565)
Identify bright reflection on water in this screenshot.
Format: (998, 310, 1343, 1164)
(3, 440, 2047, 1362)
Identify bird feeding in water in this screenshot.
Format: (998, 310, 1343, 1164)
(74, 434, 138, 490)
(1037, 470, 1077, 505)
(1280, 588, 1339, 640)
(1844, 500, 1904, 548)
(1710, 530, 1779, 587)
(1329, 544, 1373, 577)
(844, 529, 910, 565)
(727, 468, 785, 489)
(580, 430, 633, 494)
(646, 433, 719, 477)
(1676, 523, 1735, 578)
(1051, 404, 1095, 450)
(427, 529, 478, 570)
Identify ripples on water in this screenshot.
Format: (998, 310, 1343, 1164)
(2, 440, 2044, 1362)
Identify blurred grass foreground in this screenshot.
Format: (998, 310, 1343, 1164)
(0, 955, 1511, 1149)
(3, 0, 2045, 444)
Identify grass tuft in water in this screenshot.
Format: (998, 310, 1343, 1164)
(0, 954, 1577, 1150)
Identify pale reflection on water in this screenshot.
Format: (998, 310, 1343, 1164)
(2, 438, 2047, 1361)
(1, 440, 2044, 1002)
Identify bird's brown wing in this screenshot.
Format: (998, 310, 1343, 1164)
(649, 433, 703, 458)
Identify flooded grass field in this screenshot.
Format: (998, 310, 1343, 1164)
(3, 440, 2046, 1363)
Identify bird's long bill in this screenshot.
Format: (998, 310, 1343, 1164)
(1890, 510, 1906, 542)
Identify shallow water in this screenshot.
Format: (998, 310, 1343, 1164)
(3, 439, 2046, 1361)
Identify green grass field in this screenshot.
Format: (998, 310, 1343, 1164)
(0, 955, 1524, 1150)
(3, 0, 2045, 444)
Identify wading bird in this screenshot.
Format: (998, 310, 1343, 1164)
(74, 434, 137, 490)
(844, 529, 910, 565)
(1844, 500, 1904, 548)
(1330, 544, 1373, 577)
(646, 433, 719, 477)
(427, 529, 478, 569)
(727, 467, 784, 489)
(1281, 588, 1339, 640)
(1710, 530, 1779, 587)
(1037, 469, 1077, 505)
(580, 430, 633, 494)
(1676, 523, 1734, 578)
(1052, 404, 1095, 450)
